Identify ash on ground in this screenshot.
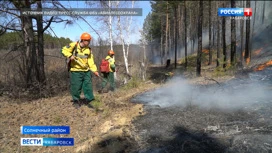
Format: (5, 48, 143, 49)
(131, 67, 272, 153)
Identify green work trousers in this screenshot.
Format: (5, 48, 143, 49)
(101, 72, 115, 91)
(70, 71, 94, 101)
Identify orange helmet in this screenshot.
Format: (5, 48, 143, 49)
(80, 32, 92, 40)
(108, 50, 114, 55)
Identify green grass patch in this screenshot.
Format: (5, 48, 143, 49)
(121, 77, 141, 90)
(212, 56, 238, 77)
(53, 116, 62, 124)
(102, 108, 111, 118)
(92, 95, 103, 112)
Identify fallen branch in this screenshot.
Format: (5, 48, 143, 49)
(204, 77, 221, 86)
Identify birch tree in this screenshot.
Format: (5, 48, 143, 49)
(139, 29, 147, 81)
(117, 1, 134, 83)
(108, 1, 113, 50)
(98, 1, 118, 79)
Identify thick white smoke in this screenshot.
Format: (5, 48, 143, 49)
(133, 71, 272, 110)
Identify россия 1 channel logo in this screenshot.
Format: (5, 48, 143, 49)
(218, 8, 252, 16)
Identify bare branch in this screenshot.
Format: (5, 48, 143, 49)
(204, 77, 221, 86)
(1, 44, 24, 61)
(51, 1, 101, 39)
(0, 9, 20, 17)
(42, 16, 53, 33)
(0, 24, 21, 32)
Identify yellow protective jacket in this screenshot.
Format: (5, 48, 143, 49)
(62, 42, 98, 72)
(105, 55, 115, 72)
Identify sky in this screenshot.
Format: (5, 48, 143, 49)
(48, 1, 151, 44)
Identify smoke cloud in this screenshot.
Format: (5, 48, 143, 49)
(152, 1, 272, 64)
(132, 69, 272, 110)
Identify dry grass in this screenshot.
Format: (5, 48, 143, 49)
(0, 79, 159, 153)
(0, 48, 160, 153)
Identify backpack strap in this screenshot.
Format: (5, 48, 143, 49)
(73, 42, 92, 59)
(72, 41, 79, 57)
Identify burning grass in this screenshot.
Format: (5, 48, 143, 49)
(202, 49, 209, 54)
(254, 60, 272, 71)
(253, 47, 263, 56)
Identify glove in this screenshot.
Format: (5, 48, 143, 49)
(93, 71, 99, 77)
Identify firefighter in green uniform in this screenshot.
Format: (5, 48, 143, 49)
(61, 32, 99, 108)
(99, 50, 116, 93)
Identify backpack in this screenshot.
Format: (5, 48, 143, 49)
(62, 42, 78, 72)
(99, 59, 110, 73)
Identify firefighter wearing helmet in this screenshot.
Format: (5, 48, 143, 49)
(98, 49, 116, 93)
(61, 32, 99, 108)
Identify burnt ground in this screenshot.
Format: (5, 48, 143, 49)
(130, 66, 272, 153)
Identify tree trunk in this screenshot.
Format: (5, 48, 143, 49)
(196, 1, 203, 77)
(168, 14, 171, 62)
(23, 16, 36, 87)
(178, 3, 181, 58)
(222, 4, 226, 69)
(165, 1, 169, 65)
(208, 0, 212, 65)
(160, 19, 164, 65)
(118, 15, 129, 83)
(184, 1, 187, 70)
(190, 6, 193, 54)
(216, 1, 220, 67)
(250, 1, 257, 59)
(245, 0, 251, 64)
(16, 1, 37, 87)
(109, 1, 113, 50)
(230, 0, 236, 66)
(12, 1, 36, 87)
(240, 1, 244, 67)
(36, 1, 46, 84)
(192, 38, 195, 54)
(142, 44, 146, 81)
(262, 1, 265, 24)
(117, 16, 129, 75)
(174, 5, 177, 69)
(213, 20, 215, 48)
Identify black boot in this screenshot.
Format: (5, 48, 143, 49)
(72, 100, 80, 109)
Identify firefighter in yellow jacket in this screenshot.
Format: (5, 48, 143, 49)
(61, 32, 99, 108)
(99, 50, 116, 93)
